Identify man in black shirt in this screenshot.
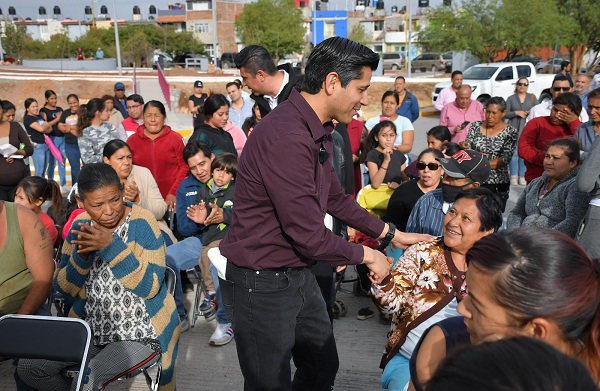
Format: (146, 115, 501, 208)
(188, 80, 208, 129)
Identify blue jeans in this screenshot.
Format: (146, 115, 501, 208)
(209, 263, 227, 324)
(221, 262, 338, 390)
(31, 144, 50, 178)
(64, 142, 81, 184)
(509, 150, 525, 177)
(47, 136, 66, 186)
(381, 353, 410, 390)
(165, 236, 202, 319)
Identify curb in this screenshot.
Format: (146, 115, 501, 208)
(420, 109, 439, 117)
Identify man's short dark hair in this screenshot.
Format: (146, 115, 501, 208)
(552, 74, 571, 86)
(395, 76, 405, 83)
(588, 87, 600, 101)
(300, 37, 380, 95)
(125, 94, 144, 104)
(560, 61, 570, 71)
(553, 92, 582, 116)
(226, 81, 239, 90)
(234, 45, 277, 77)
(183, 140, 211, 164)
(451, 70, 463, 79)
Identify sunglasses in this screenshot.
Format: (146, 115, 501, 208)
(517, 82, 529, 87)
(416, 162, 441, 171)
(552, 86, 571, 92)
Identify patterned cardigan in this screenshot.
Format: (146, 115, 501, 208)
(371, 238, 465, 364)
(55, 203, 180, 390)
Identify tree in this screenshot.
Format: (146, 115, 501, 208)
(348, 23, 369, 46)
(235, 0, 304, 58)
(554, 0, 600, 73)
(419, 0, 559, 63)
(2, 21, 29, 60)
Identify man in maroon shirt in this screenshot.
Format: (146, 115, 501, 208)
(220, 37, 431, 390)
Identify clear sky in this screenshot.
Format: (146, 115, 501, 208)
(0, 0, 447, 21)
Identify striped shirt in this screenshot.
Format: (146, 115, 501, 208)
(405, 189, 449, 236)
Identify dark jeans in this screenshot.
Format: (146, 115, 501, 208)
(64, 142, 81, 184)
(0, 184, 17, 201)
(221, 261, 339, 391)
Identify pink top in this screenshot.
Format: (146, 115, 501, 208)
(62, 208, 85, 240)
(439, 100, 485, 143)
(39, 212, 58, 245)
(434, 86, 457, 111)
(225, 120, 247, 156)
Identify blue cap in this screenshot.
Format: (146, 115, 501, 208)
(114, 82, 125, 90)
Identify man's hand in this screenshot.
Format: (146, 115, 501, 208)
(391, 231, 435, 250)
(362, 246, 392, 284)
(187, 202, 208, 224)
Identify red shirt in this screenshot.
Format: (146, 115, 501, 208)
(518, 116, 581, 183)
(127, 125, 188, 198)
(220, 89, 385, 270)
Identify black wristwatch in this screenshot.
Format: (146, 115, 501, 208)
(381, 223, 396, 245)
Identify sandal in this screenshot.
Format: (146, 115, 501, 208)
(357, 307, 375, 320)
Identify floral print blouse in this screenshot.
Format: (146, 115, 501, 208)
(371, 238, 467, 360)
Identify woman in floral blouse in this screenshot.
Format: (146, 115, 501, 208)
(465, 97, 518, 212)
(371, 188, 503, 390)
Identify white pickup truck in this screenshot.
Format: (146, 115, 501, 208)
(432, 62, 555, 108)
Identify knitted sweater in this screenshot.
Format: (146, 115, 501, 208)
(506, 167, 589, 238)
(54, 204, 180, 390)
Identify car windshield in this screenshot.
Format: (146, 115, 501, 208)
(463, 66, 498, 80)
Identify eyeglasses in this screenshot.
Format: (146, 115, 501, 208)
(552, 87, 571, 92)
(517, 82, 529, 87)
(126, 104, 142, 110)
(416, 162, 441, 171)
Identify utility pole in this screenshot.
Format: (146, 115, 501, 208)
(112, 0, 122, 75)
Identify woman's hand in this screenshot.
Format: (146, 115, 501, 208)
(382, 147, 393, 162)
(186, 203, 208, 224)
(71, 222, 114, 257)
(165, 194, 177, 211)
(515, 110, 527, 119)
(123, 179, 140, 203)
(388, 181, 400, 190)
(352, 154, 359, 163)
(204, 203, 224, 225)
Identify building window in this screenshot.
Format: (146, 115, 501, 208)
(374, 21, 384, 31)
(324, 21, 335, 39)
(194, 23, 209, 33)
(374, 44, 383, 52)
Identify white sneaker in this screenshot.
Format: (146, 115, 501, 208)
(209, 322, 234, 346)
(518, 177, 527, 186)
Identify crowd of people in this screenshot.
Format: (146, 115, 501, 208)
(0, 38, 599, 391)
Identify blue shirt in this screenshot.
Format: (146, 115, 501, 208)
(229, 98, 254, 128)
(396, 91, 420, 123)
(406, 189, 447, 236)
(176, 173, 205, 240)
(575, 120, 597, 160)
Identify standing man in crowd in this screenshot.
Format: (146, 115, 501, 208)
(119, 94, 145, 138)
(574, 73, 591, 110)
(226, 81, 253, 128)
(189, 80, 208, 129)
(234, 45, 296, 117)
(434, 70, 462, 111)
(439, 84, 485, 143)
(220, 37, 431, 391)
(527, 74, 588, 122)
(113, 82, 129, 119)
(394, 76, 419, 123)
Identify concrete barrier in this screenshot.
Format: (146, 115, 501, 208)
(22, 59, 118, 71)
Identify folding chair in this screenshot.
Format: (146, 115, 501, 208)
(0, 314, 92, 391)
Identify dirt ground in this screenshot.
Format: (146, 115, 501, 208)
(0, 69, 435, 120)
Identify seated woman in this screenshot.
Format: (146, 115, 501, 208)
(365, 120, 406, 190)
(189, 93, 238, 157)
(18, 163, 180, 391)
(405, 126, 451, 179)
(0, 200, 54, 316)
(410, 227, 600, 389)
(384, 148, 444, 231)
(365, 90, 414, 158)
(103, 139, 176, 245)
(371, 188, 503, 390)
(507, 138, 589, 238)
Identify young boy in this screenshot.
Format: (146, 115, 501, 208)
(187, 153, 237, 345)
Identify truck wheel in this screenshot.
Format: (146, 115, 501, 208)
(391, 64, 399, 70)
(431, 65, 437, 72)
(539, 91, 552, 102)
(222, 62, 230, 69)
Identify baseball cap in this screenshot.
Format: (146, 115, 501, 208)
(194, 80, 203, 88)
(437, 149, 491, 183)
(114, 82, 125, 91)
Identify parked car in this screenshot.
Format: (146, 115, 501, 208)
(432, 62, 555, 108)
(381, 52, 405, 70)
(220, 52, 238, 69)
(535, 54, 570, 74)
(410, 52, 451, 72)
(496, 54, 541, 65)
